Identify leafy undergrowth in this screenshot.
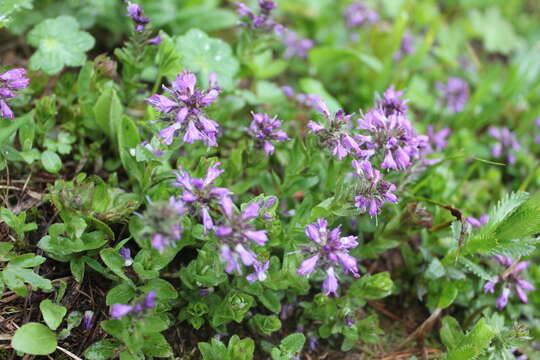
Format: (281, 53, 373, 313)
(2, 0, 540, 359)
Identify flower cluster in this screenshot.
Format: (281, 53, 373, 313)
(172, 162, 230, 233)
(343, 2, 379, 28)
(308, 99, 361, 160)
(0, 68, 30, 119)
(297, 218, 360, 296)
(356, 99, 428, 171)
(484, 256, 535, 310)
(488, 126, 521, 165)
(125, 1, 149, 32)
(110, 291, 157, 319)
(282, 31, 314, 59)
(216, 198, 269, 282)
(235, 0, 284, 35)
(436, 77, 470, 113)
(147, 71, 221, 146)
(351, 160, 397, 216)
(140, 197, 185, 252)
(247, 112, 289, 155)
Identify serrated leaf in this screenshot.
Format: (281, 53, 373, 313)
(27, 15, 95, 75)
(175, 28, 239, 91)
(446, 318, 496, 360)
(440, 316, 464, 350)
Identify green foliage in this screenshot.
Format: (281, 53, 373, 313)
(198, 335, 255, 360)
(175, 29, 239, 90)
(27, 16, 95, 75)
(0, 0, 33, 28)
(0, 244, 52, 296)
(39, 299, 67, 330)
(11, 323, 57, 355)
(0, 207, 37, 241)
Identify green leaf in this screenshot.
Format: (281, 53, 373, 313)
(425, 258, 446, 279)
(469, 7, 523, 55)
(93, 87, 123, 141)
(11, 322, 57, 355)
(446, 318, 496, 360)
(84, 339, 121, 360)
(349, 272, 394, 300)
(280, 333, 305, 354)
(440, 316, 464, 350)
(249, 314, 282, 335)
(40, 299, 67, 330)
(141, 333, 173, 357)
(40, 150, 62, 173)
(27, 16, 95, 75)
(0, 0, 33, 28)
(437, 282, 458, 309)
(174, 7, 237, 34)
(175, 28, 239, 90)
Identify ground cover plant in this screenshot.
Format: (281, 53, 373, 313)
(1, 0, 540, 359)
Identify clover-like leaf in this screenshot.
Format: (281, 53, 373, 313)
(27, 15, 95, 75)
(175, 28, 239, 91)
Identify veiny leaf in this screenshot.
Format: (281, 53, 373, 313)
(11, 323, 57, 355)
(175, 29, 239, 90)
(27, 15, 95, 75)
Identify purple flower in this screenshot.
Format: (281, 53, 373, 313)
(119, 247, 133, 266)
(246, 260, 270, 283)
(393, 32, 415, 61)
(247, 112, 289, 155)
(143, 291, 157, 309)
(466, 214, 489, 228)
(484, 256, 535, 310)
(297, 218, 360, 296)
(110, 291, 158, 319)
(235, 0, 283, 34)
(488, 126, 521, 165)
(426, 126, 451, 152)
(356, 107, 427, 171)
(377, 86, 409, 116)
(124, 1, 149, 32)
(343, 2, 379, 28)
(535, 118, 540, 144)
(0, 68, 30, 120)
(216, 199, 269, 281)
(496, 287, 510, 310)
(83, 310, 94, 329)
(351, 160, 397, 216)
(436, 77, 470, 113)
(148, 35, 162, 45)
(282, 31, 314, 59)
(110, 304, 133, 319)
(140, 197, 186, 252)
(308, 99, 360, 160)
(147, 70, 221, 147)
(172, 162, 230, 232)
